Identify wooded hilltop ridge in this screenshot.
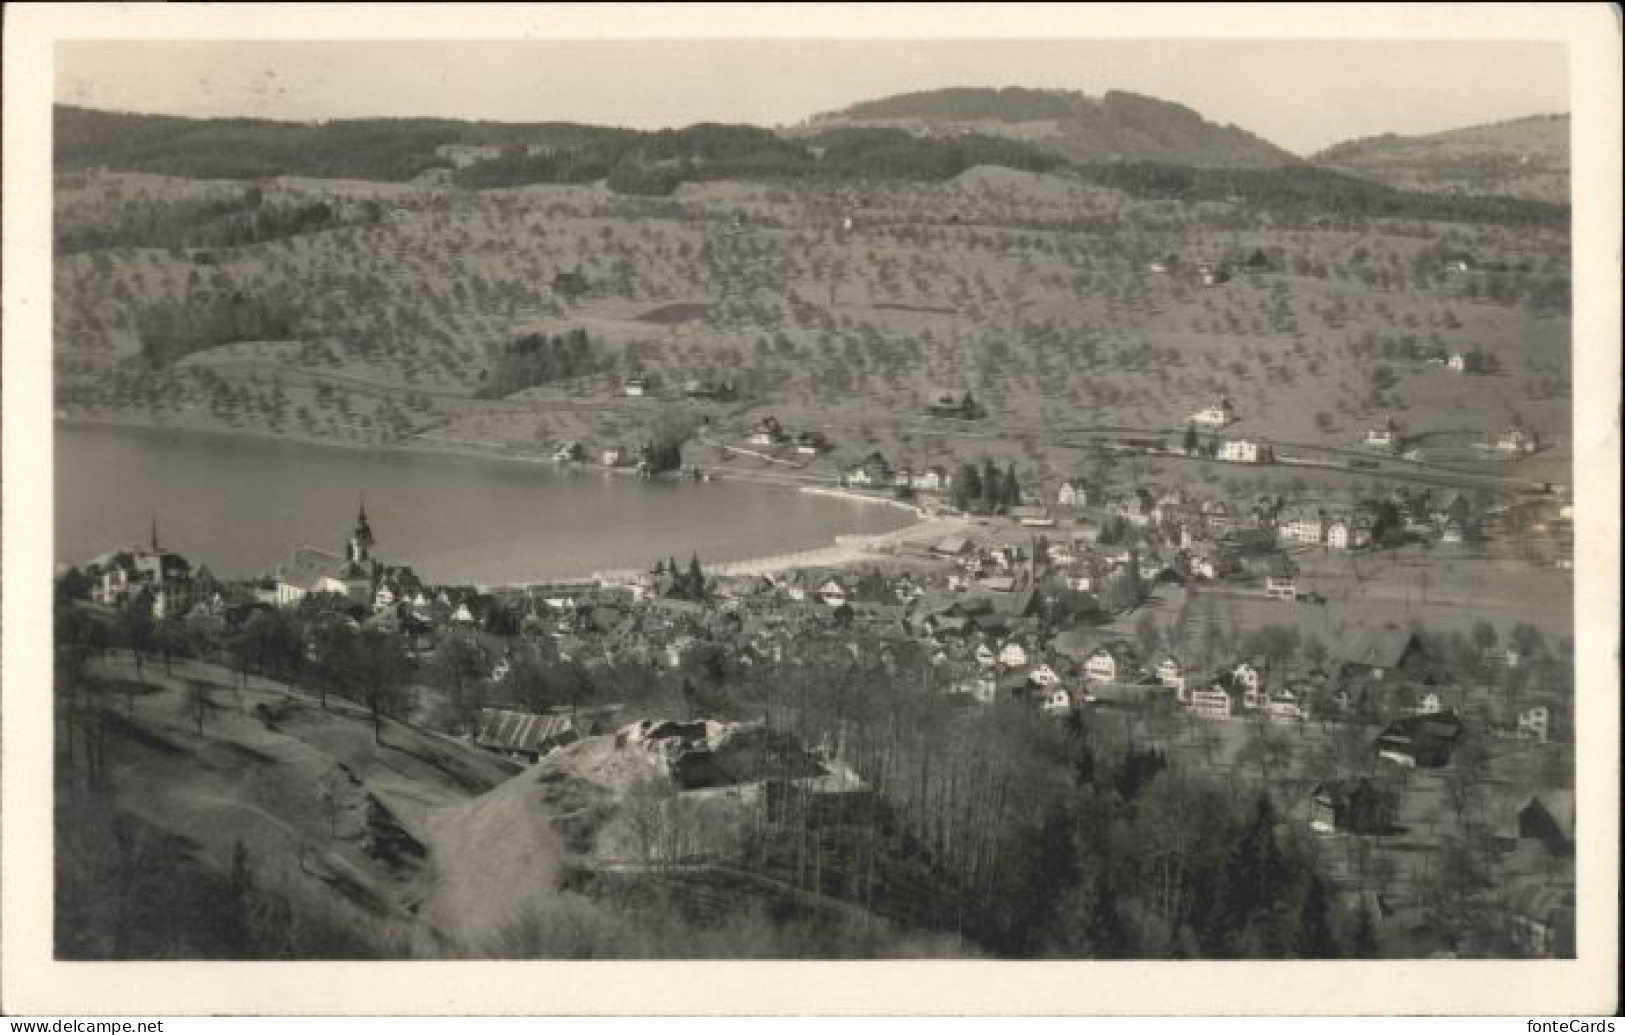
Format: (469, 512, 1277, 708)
(54, 99, 1567, 227)
(798, 86, 1301, 169)
(1312, 114, 1570, 204)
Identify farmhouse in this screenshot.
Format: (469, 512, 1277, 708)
(1364, 419, 1400, 451)
(1188, 683, 1239, 720)
(1056, 480, 1091, 508)
(682, 379, 734, 401)
(845, 452, 894, 488)
(1325, 515, 1373, 551)
(1218, 438, 1267, 464)
(1374, 710, 1463, 768)
(1496, 426, 1539, 455)
(926, 390, 982, 420)
(1190, 397, 1237, 429)
(1515, 791, 1575, 858)
(1041, 688, 1075, 716)
(793, 430, 830, 456)
(998, 640, 1030, 669)
(1154, 655, 1186, 696)
(1083, 641, 1140, 685)
(1263, 572, 1298, 601)
(907, 466, 951, 492)
(1265, 687, 1311, 722)
(1277, 505, 1325, 546)
(1335, 623, 1431, 682)
(621, 375, 648, 397)
(1027, 663, 1063, 688)
(1309, 778, 1398, 835)
(473, 707, 578, 763)
(1259, 555, 1300, 601)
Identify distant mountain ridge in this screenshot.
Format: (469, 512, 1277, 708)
(52, 103, 1566, 228)
(796, 86, 1302, 168)
(1313, 114, 1569, 203)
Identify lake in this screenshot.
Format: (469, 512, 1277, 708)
(54, 424, 914, 585)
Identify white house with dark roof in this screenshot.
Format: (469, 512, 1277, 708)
(1497, 426, 1538, 455)
(1083, 642, 1140, 685)
(1190, 398, 1237, 429)
(1057, 480, 1091, 508)
(1277, 506, 1326, 546)
(1154, 655, 1186, 695)
(1218, 438, 1265, 464)
(1189, 683, 1238, 720)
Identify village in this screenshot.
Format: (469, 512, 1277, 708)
(60, 411, 1577, 957)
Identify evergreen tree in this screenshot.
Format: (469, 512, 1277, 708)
(981, 458, 1001, 512)
(1086, 870, 1131, 959)
(1220, 793, 1286, 954)
(1183, 423, 1199, 456)
(1294, 874, 1341, 958)
(1350, 899, 1380, 958)
(687, 553, 706, 600)
(954, 463, 982, 512)
(1003, 463, 1021, 507)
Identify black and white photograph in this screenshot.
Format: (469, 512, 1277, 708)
(4, 2, 1619, 1018)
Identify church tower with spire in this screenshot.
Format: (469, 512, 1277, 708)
(348, 498, 375, 565)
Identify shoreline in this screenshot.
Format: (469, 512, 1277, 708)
(56, 411, 578, 471)
(59, 411, 953, 586)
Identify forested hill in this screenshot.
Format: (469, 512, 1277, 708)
(54, 104, 1060, 189)
(799, 87, 1302, 168)
(1312, 114, 1570, 203)
(54, 104, 1567, 226)
(55, 105, 474, 181)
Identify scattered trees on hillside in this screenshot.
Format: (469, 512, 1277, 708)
(136, 292, 301, 367)
(476, 328, 600, 399)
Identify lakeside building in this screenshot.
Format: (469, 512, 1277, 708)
(84, 518, 199, 617)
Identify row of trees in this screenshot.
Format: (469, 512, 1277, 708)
(56, 190, 366, 254)
(1073, 160, 1568, 228)
(948, 459, 1024, 514)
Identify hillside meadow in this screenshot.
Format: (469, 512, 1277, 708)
(55, 164, 1570, 500)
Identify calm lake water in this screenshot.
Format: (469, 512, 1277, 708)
(55, 425, 913, 585)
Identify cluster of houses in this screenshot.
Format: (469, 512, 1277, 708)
(1478, 424, 1541, 456)
(741, 415, 831, 457)
(617, 374, 738, 402)
(1180, 399, 1276, 465)
(842, 451, 953, 494)
(1077, 477, 1497, 556)
(1148, 253, 1270, 284)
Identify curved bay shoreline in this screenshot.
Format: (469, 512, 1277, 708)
(55, 412, 955, 585)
